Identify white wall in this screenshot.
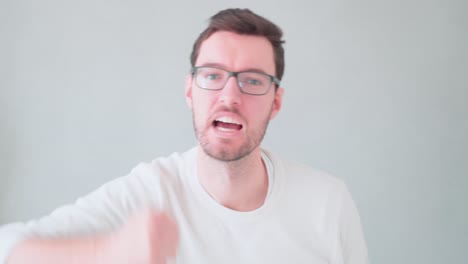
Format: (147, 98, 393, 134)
(1, 0, 467, 263)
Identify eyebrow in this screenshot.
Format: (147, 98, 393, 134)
(199, 62, 270, 75)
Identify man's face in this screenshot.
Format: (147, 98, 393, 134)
(185, 31, 284, 162)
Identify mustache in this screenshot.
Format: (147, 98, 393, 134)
(213, 105, 240, 115)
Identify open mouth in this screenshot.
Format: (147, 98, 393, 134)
(213, 117, 243, 131)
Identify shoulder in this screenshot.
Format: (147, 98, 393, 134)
(262, 149, 353, 225)
(263, 149, 346, 195)
(125, 147, 197, 185)
(263, 150, 366, 254)
(82, 147, 197, 213)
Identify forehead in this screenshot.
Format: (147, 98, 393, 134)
(196, 31, 275, 75)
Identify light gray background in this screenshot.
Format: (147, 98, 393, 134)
(1, 0, 467, 263)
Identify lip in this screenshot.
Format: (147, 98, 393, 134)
(212, 111, 244, 126)
(210, 111, 245, 137)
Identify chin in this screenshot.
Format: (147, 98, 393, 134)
(202, 143, 256, 162)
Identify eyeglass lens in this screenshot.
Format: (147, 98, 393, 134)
(195, 67, 272, 95)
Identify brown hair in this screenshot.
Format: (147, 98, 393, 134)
(190, 8, 285, 81)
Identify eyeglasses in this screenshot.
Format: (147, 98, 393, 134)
(191, 66, 281, 96)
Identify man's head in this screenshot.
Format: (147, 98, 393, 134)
(186, 9, 285, 162)
(190, 8, 285, 81)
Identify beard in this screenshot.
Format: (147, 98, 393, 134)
(192, 105, 272, 162)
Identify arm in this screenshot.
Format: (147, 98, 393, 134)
(6, 211, 179, 264)
(0, 163, 171, 263)
(7, 235, 108, 264)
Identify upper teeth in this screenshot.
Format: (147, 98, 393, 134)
(216, 117, 241, 125)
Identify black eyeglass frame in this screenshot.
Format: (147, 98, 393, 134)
(190, 66, 281, 96)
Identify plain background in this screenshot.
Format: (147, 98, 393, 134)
(1, 0, 467, 263)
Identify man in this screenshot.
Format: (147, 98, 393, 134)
(0, 8, 368, 264)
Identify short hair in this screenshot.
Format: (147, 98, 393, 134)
(190, 8, 285, 81)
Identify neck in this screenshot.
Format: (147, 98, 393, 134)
(197, 146, 269, 212)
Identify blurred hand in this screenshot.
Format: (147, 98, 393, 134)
(103, 210, 179, 264)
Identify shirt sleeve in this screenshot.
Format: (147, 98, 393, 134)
(0, 163, 162, 264)
(0, 223, 31, 264)
(333, 182, 369, 264)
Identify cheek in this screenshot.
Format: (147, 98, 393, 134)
(192, 92, 215, 118)
(245, 99, 275, 122)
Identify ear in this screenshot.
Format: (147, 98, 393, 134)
(185, 74, 193, 109)
(269, 87, 284, 120)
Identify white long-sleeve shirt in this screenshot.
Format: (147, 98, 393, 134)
(0, 148, 368, 263)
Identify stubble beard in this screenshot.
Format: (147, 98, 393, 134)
(192, 107, 272, 162)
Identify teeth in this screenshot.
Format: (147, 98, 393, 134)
(215, 116, 241, 125)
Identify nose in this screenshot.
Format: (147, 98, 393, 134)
(218, 75, 242, 106)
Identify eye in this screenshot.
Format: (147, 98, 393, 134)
(198, 68, 224, 81)
(205, 73, 221, 80)
(246, 78, 262, 85)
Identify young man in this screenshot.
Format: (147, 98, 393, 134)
(0, 8, 368, 264)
